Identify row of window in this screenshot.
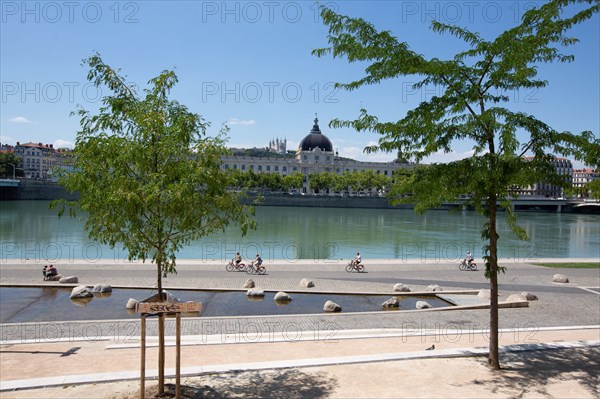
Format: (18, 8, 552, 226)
(302, 155, 332, 162)
(15, 150, 53, 156)
(573, 178, 595, 183)
(25, 158, 57, 164)
(223, 164, 297, 172)
(222, 163, 391, 176)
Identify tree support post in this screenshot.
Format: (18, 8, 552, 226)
(176, 313, 181, 398)
(158, 314, 165, 394)
(137, 300, 200, 399)
(140, 315, 146, 399)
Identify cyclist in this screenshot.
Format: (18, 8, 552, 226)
(234, 252, 243, 267)
(351, 252, 362, 267)
(465, 251, 474, 268)
(253, 253, 263, 267)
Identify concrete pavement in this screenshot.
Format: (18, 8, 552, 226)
(0, 258, 599, 398)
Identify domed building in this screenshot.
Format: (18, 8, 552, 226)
(295, 116, 336, 172)
(298, 116, 333, 152)
(221, 115, 414, 195)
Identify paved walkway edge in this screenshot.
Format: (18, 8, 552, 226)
(1, 340, 598, 392)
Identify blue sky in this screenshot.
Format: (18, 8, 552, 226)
(1, 1, 598, 166)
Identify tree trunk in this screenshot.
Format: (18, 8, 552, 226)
(157, 261, 165, 394)
(488, 196, 501, 369)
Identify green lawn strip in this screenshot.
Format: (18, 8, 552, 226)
(531, 262, 600, 269)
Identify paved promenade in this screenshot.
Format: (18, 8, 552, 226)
(0, 258, 598, 398)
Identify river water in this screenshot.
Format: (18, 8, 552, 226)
(1, 201, 599, 262)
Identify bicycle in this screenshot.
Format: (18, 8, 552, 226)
(346, 260, 365, 273)
(458, 259, 477, 271)
(226, 260, 246, 272)
(245, 261, 266, 275)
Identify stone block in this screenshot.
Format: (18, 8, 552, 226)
(60, 276, 78, 284)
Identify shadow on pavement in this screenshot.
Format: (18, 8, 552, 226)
(470, 346, 600, 397)
(126, 369, 338, 399)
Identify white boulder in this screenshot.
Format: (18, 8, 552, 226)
(323, 300, 342, 312)
(382, 297, 400, 308)
(60, 276, 79, 284)
(274, 291, 292, 302)
(125, 298, 138, 309)
(553, 274, 569, 283)
(300, 278, 315, 288)
(521, 292, 538, 301)
(393, 283, 411, 292)
(416, 301, 432, 310)
(70, 285, 93, 299)
(92, 284, 112, 293)
(246, 288, 265, 297)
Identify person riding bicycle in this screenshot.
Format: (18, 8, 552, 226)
(465, 251, 474, 267)
(351, 252, 362, 267)
(253, 253, 263, 267)
(234, 252, 243, 266)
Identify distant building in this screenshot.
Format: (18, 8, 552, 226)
(573, 168, 599, 198)
(268, 137, 287, 154)
(221, 116, 414, 194)
(0, 143, 15, 153)
(12, 142, 73, 180)
(13, 142, 57, 179)
(511, 157, 573, 198)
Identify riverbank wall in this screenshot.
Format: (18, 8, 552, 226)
(0, 180, 408, 209)
(1, 180, 596, 213)
(0, 180, 78, 201)
(247, 194, 414, 209)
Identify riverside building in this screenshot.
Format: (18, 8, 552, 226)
(11, 142, 73, 180)
(221, 116, 414, 195)
(573, 168, 599, 198)
(511, 157, 574, 198)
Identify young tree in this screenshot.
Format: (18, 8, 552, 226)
(0, 153, 24, 178)
(53, 54, 255, 392)
(333, 171, 351, 193)
(282, 171, 304, 192)
(314, 1, 599, 369)
(309, 171, 336, 193)
(587, 180, 600, 199)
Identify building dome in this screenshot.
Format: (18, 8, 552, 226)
(299, 116, 333, 152)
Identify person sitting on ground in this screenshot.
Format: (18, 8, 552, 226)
(46, 264, 58, 279)
(253, 253, 263, 267)
(351, 252, 362, 266)
(234, 252, 242, 266)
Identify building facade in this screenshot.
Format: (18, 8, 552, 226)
(11, 142, 73, 180)
(511, 157, 573, 198)
(221, 117, 414, 194)
(13, 142, 57, 180)
(573, 168, 599, 198)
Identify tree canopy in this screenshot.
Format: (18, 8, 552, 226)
(314, 0, 599, 369)
(0, 152, 24, 178)
(54, 53, 255, 287)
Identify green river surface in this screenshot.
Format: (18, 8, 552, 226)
(1, 201, 599, 262)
